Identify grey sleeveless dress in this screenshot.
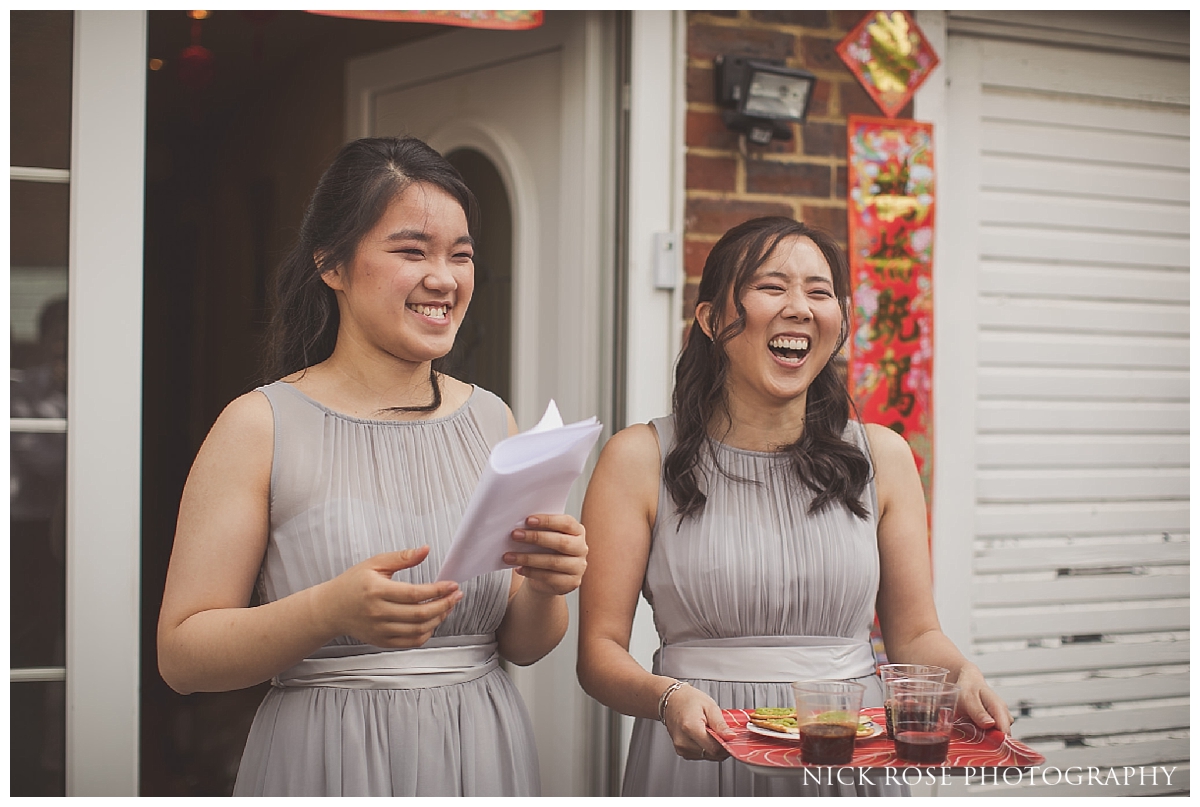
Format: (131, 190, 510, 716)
(232, 382, 540, 796)
(622, 416, 902, 797)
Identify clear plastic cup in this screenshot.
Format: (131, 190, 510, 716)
(889, 680, 960, 765)
(878, 664, 949, 740)
(790, 680, 866, 765)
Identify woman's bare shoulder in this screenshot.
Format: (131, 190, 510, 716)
(198, 390, 275, 463)
(863, 422, 915, 465)
(600, 422, 662, 467)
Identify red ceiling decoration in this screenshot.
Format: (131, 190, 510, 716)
(305, 10, 543, 30)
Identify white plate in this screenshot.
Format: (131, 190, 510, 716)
(746, 721, 884, 742)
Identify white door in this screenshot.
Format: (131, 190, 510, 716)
(929, 11, 1189, 796)
(346, 12, 618, 796)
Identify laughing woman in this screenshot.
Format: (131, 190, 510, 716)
(157, 137, 587, 796)
(577, 217, 1009, 796)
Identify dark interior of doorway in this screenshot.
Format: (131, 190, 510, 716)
(139, 11, 469, 795)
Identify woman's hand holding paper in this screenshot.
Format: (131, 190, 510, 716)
(504, 514, 588, 597)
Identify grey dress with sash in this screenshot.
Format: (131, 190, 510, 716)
(622, 415, 903, 796)
(232, 381, 539, 796)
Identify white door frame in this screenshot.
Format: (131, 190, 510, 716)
(65, 9, 146, 795)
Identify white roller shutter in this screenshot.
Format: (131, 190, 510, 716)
(935, 11, 1189, 796)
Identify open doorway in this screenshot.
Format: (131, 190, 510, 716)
(139, 11, 449, 795)
(140, 10, 619, 795)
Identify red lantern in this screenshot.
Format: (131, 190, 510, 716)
(177, 43, 215, 93)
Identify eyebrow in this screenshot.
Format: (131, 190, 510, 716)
(384, 229, 474, 247)
(757, 269, 832, 284)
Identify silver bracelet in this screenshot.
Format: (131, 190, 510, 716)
(657, 680, 689, 723)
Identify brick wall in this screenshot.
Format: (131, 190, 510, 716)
(683, 9, 913, 325)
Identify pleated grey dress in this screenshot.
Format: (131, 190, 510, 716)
(232, 381, 540, 797)
(622, 416, 903, 797)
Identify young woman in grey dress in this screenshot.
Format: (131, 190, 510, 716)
(577, 217, 1011, 796)
(157, 137, 587, 796)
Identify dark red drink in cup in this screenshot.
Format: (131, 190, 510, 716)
(878, 664, 949, 740)
(894, 731, 951, 764)
(791, 680, 866, 766)
(798, 722, 857, 765)
(890, 681, 959, 765)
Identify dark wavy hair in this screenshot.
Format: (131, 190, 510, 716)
(262, 136, 480, 412)
(664, 216, 871, 522)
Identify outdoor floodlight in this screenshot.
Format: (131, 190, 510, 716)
(715, 55, 818, 145)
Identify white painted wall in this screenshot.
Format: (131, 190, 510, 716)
(66, 9, 146, 796)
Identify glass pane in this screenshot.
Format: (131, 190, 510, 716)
(10, 441, 67, 668)
(11, 180, 69, 373)
(10, 11, 74, 170)
(10, 681, 66, 795)
(443, 148, 513, 404)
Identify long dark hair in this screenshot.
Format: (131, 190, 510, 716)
(262, 136, 480, 412)
(663, 216, 871, 522)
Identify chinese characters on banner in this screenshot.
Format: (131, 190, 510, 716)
(835, 10, 940, 119)
(846, 116, 935, 505)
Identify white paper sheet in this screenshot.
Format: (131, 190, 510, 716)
(435, 400, 603, 583)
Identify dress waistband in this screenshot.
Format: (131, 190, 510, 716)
(273, 634, 499, 690)
(656, 635, 877, 683)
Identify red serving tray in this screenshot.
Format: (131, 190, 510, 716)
(711, 708, 1045, 774)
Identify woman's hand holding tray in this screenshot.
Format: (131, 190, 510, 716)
(709, 708, 1045, 773)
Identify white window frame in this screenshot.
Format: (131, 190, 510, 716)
(65, 10, 145, 795)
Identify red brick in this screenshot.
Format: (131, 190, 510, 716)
(690, 11, 739, 23)
(687, 154, 737, 193)
(687, 109, 739, 150)
(835, 165, 848, 198)
(800, 204, 848, 242)
(799, 35, 844, 72)
(806, 78, 832, 118)
(801, 120, 846, 159)
(687, 64, 716, 105)
(684, 236, 719, 278)
(745, 159, 831, 197)
(682, 279, 701, 321)
(841, 78, 886, 117)
(834, 10, 872, 31)
(689, 24, 795, 62)
(749, 10, 829, 27)
(685, 197, 793, 237)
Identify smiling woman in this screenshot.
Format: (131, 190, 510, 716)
(155, 136, 588, 796)
(577, 216, 1011, 797)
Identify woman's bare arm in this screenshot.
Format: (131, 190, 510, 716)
(157, 391, 461, 694)
(868, 423, 1012, 732)
(577, 424, 732, 760)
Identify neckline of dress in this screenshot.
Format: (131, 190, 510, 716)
(272, 380, 478, 426)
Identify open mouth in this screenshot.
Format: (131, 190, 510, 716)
(768, 336, 810, 362)
(407, 303, 450, 320)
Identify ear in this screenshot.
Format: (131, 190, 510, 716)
(694, 301, 715, 340)
(316, 251, 344, 291)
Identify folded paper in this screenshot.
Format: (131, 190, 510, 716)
(436, 400, 602, 583)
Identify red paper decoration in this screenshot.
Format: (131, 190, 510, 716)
(306, 10, 544, 30)
(836, 11, 940, 119)
(845, 115, 936, 504)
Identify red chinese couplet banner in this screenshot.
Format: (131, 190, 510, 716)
(845, 115, 935, 506)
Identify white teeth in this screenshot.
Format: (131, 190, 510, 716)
(409, 304, 448, 319)
(769, 337, 809, 351)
